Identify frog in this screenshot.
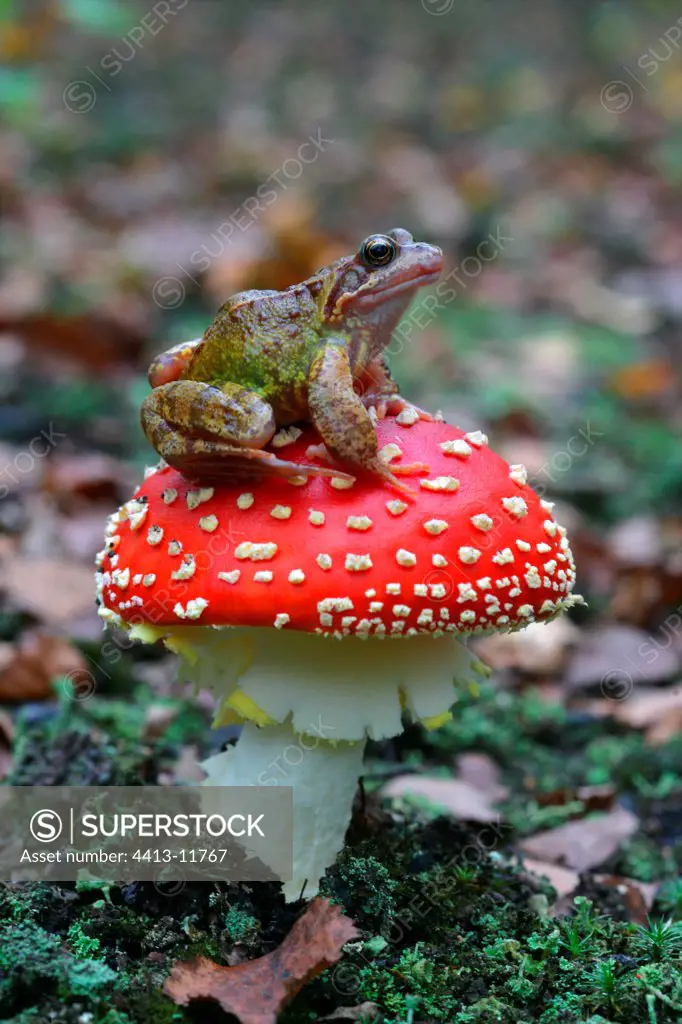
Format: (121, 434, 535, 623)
(141, 228, 443, 492)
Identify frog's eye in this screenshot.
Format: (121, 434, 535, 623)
(360, 234, 397, 268)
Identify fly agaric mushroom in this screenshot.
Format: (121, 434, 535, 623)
(96, 416, 582, 900)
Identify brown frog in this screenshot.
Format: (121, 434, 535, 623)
(141, 228, 443, 491)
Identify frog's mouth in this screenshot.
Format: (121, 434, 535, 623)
(352, 266, 442, 311)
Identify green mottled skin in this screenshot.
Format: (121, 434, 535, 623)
(189, 286, 321, 421)
(141, 228, 442, 489)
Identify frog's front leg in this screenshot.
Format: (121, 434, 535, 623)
(308, 342, 429, 495)
(148, 338, 204, 387)
(358, 354, 434, 422)
(140, 380, 347, 482)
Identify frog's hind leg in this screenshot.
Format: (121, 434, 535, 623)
(140, 380, 348, 482)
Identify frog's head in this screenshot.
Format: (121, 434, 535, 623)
(315, 228, 443, 345)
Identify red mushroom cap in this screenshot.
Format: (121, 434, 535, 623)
(96, 417, 578, 638)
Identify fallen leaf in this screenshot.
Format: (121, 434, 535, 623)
(0, 709, 14, 781)
(44, 454, 125, 508)
(610, 686, 682, 731)
(455, 753, 509, 803)
(0, 557, 95, 626)
(0, 632, 88, 702)
(520, 857, 580, 899)
(576, 687, 682, 743)
(533, 784, 616, 814)
(382, 774, 498, 823)
(164, 897, 359, 1024)
(0, 313, 145, 370)
(0, 441, 47, 499)
(519, 806, 639, 872)
(646, 708, 682, 745)
(319, 1003, 379, 1022)
(593, 875, 659, 924)
(610, 359, 673, 401)
(608, 517, 662, 568)
(475, 617, 579, 675)
(609, 566, 678, 627)
(59, 510, 116, 563)
(566, 624, 679, 691)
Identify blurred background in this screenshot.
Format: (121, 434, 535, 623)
(1, 0, 682, 931)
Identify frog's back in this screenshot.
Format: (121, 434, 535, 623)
(184, 286, 321, 401)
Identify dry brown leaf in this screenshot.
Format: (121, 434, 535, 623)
(533, 784, 616, 814)
(608, 517, 662, 568)
(0, 630, 87, 704)
(44, 454, 125, 508)
(0, 709, 14, 781)
(164, 897, 359, 1024)
(593, 875, 660, 925)
(580, 687, 682, 744)
(59, 510, 115, 563)
(0, 632, 88, 702)
(519, 807, 638, 872)
(455, 753, 509, 803)
(520, 857, 580, 898)
(609, 565, 682, 628)
(0, 313, 145, 370)
(475, 617, 580, 676)
(611, 687, 682, 730)
(610, 359, 673, 400)
(1, 557, 95, 625)
(646, 708, 682, 745)
(382, 774, 499, 823)
(319, 1003, 379, 1022)
(566, 624, 679, 691)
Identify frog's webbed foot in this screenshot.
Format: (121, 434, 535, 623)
(306, 442, 334, 463)
(140, 380, 350, 483)
(374, 455, 429, 497)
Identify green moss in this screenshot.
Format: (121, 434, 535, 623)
(322, 854, 399, 926)
(3, 682, 682, 1022)
(59, 958, 117, 997)
(656, 878, 682, 919)
(613, 836, 682, 883)
(67, 920, 102, 959)
(0, 920, 65, 994)
(224, 904, 261, 945)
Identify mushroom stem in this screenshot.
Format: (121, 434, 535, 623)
(203, 723, 366, 901)
(143, 625, 480, 901)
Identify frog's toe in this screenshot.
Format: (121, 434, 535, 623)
(359, 393, 388, 419)
(374, 466, 418, 498)
(412, 404, 435, 422)
(257, 451, 353, 482)
(305, 442, 333, 463)
(386, 396, 434, 422)
(388, 460, 430, 476)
